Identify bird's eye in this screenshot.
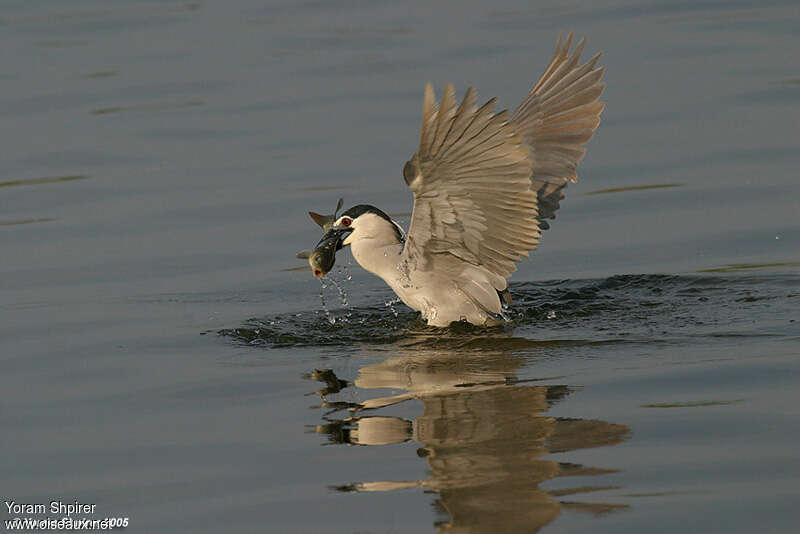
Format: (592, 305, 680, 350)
(341, 217, 352, 227)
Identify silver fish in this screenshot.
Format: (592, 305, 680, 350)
(303, 198, 349, 278)
(309, 229, 346, 278)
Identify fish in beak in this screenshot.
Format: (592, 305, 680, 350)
(308, 227, 350, 278)
(302, 198, 349, 279)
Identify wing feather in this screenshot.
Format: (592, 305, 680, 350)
(401, 33, 604, 307)
(513, 32, 605, 226)
(402, 82, 538, 292)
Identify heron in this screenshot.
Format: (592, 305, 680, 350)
(301, 32, 605, 327)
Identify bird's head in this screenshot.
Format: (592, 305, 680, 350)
(307, 203, 404, 278)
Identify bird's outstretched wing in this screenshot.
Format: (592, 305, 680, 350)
(513, 32, 605, 228)
(401, 33, 604, 305)
(401, 83, 539, 294)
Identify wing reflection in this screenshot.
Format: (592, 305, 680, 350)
(309, 344, 629, 533)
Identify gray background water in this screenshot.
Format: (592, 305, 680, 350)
(2, 1, 799, 532)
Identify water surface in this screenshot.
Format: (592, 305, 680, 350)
(2, 1, 799, 532)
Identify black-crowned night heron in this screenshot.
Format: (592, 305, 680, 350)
(303, 33, 605, 327)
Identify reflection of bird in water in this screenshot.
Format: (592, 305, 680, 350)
(302, 32, 606, 327)
(310, 343, 629, 533)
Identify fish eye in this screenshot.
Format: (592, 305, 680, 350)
(341, 217, 352, 227)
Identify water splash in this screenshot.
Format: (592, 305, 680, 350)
(384, 297, 401, 319)
(318, 278, 336, 325)
(329, 268, 351, 308)
(316, 267, 355, 325)
(220, 274, 800, 349)
(499, 303, 513, 323)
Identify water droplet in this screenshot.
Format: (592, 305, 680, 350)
(318, 279, 335, 325)
(546, 310, 557, 319)
(384, 297, 401, 319)
(328, 276, 350, 308)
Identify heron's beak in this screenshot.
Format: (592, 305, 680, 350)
(308, 227, 351, 278)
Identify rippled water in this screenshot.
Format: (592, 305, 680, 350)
(223, 274, 799, 349)
(219, 272, 799, 533)
(2, 1, 799, 533)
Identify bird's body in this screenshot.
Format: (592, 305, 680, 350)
(306, 33, 605, 327)
(344, 213, 498, 326)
